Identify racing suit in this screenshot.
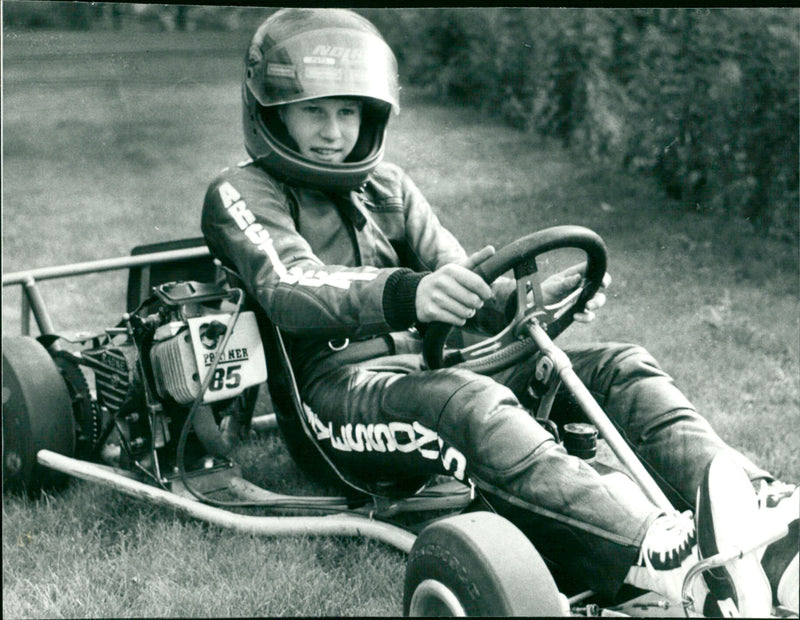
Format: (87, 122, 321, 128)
(201, 159, 770, 596)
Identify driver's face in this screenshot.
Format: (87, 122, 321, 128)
(279, 97, 362, 164)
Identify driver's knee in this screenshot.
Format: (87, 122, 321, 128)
(570, 342, 672, 391)
(436, 372, 556, 474)
(569, 342, 697, 438)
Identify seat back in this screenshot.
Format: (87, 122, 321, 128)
(223, 271, 431, 499)
(249, 306, 350, 489)
(126, 237, 218, 311)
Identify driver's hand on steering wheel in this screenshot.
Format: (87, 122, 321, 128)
(541, 262, 612, 323)
(416, 246, 496, 326)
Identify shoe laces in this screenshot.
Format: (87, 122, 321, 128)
(637, 511, 697, 572)
(755, 479, 797, 510)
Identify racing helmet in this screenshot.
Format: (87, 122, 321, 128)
(242, 8, 400, 192)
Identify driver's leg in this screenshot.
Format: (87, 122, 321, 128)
(498, 342, 783, 611)
(551, 342, 796, 612)
(301, 360, 664, 597)
(501, 341, 771, 511)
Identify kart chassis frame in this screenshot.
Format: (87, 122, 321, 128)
(3, 244, 790, 617)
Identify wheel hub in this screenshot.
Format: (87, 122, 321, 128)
(409, 579, 467, 617)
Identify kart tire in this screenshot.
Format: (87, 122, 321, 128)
(403, 511, 566, 616)
(2, 337, 76, 495)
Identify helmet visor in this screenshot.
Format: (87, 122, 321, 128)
(247, 27, 400, 113)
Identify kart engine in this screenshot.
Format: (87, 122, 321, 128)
(65, 281, 265, 476)
(81, 341, 139, 417)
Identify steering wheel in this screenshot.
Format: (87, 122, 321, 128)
(422, 225, 607, 374)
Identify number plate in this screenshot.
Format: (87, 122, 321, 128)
(187, 311, 267, 403)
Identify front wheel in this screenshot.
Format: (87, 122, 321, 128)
(403, 512, 567, 616)
(3, 337, 76, 495)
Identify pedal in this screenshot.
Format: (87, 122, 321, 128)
(168, 459, 242, 500)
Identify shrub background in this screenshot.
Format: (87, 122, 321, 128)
(361, 8, 799, 242)
(5, 4, 797, 240)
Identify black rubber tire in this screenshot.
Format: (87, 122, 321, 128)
(403, 511, 566, 616)
(2, 337, 76, 494)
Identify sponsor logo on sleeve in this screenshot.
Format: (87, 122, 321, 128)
(217, 181, 376, 289)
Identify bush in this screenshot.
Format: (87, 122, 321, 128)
(370, 8, 798, 240)
(3, 1, 91, 29)
(3, 2, 267, 32)
(623, 9, 798, 239)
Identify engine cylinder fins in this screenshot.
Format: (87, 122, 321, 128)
(81, 345, 138, 415)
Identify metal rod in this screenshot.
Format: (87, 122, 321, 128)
(526, 322, 674, 512)
(250, 414, 278, 433)
(567, 590, 596, 605)
(680, 522, 789, 613)
(23, 276, 57, 336)
(21, 288, 31, 336)
(3, 246, 210, 286)
(37, 449, 417, 554)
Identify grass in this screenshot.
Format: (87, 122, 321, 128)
(3, 23, 799, 618)
(3, 482, 405, 617)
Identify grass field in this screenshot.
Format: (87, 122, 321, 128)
(3, 24, 799, 618)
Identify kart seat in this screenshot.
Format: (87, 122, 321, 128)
(125, 237, 430, 499)
(126, 237, 218, 312)
(225, 269, 434, 499)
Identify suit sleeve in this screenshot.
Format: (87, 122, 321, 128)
(389, 166, 517, 334)
(397, 168, 469, 271)
(201, 170, 416, 339)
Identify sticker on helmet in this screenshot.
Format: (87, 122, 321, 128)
(303, 56, 336, 66)
(304, 66, 343, 81)
(267, 63, 296, 78)
(309, 45, 367, 62)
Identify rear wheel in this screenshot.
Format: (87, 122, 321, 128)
(403, 511, 566, 616)
(3, 337, 76, 494)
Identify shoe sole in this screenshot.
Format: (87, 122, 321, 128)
(696, 453, 772, 617)
(762, 518, 799, 610)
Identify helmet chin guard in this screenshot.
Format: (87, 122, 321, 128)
(242, 9, 400, 192)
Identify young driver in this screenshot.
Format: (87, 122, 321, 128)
(202, 8, 799, 615)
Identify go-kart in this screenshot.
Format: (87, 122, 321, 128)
(2, 226, 791, 617)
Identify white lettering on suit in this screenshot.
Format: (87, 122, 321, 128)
(302, 405, 468, 481)
(217, 181, 377, 289)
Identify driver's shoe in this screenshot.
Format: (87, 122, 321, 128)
(623, 510, 707, 606)
(696, 453, 772, 617)
(756, 480, 799, 613)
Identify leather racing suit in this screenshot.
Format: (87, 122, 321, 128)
(201, 159, 770, 597)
